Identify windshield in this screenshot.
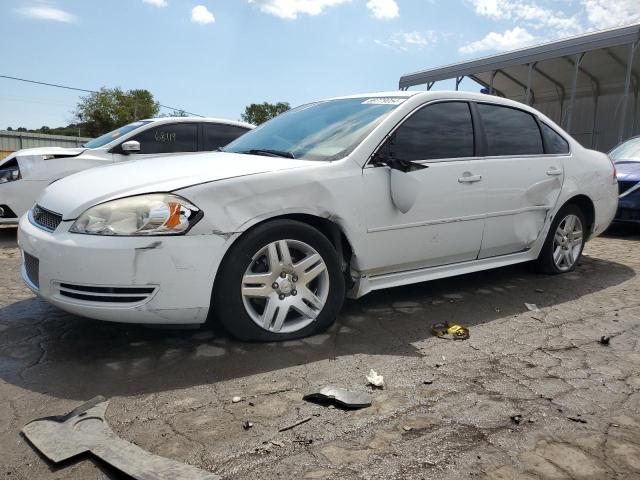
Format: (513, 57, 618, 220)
(610, 136, 640, 161)
(82, 121, 153, 149)
(222, 97, 405, 161)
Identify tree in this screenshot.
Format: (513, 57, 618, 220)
(241, 102, 290, 125)
(74, 87, 160, 137)
(160, 109, 189, 118)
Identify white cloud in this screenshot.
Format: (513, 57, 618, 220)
(376, 30, 438, 52)
(17, 4, 76, 23)
(191, 5, 215, 24)
(465, 0, 581, 35)
(143, 0, 168, 7)
(366, 0, 399, 20)
(248, 0, 350, 19)
(459, 26, 535, 54)
(581, 0, 640, 29)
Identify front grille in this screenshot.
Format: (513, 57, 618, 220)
(615, 208, 640, 221)
(32, 205, 62, 232)
(58, 283, 156, 304)
(23, 252, 39, 288)
(0, 204, 17, 218)
(618, 181, 638, 196)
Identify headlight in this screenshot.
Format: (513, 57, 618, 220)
(69, 193, 202, 236)
(0, 166, 21, 184)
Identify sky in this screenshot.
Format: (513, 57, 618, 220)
(1, 0, 639, 130)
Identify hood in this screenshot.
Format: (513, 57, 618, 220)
(2, 147, 87, 179)
(38, 151, 318, 219)
(615, 160, 640, 182)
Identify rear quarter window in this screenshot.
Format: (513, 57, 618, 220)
(540, 122, 570, 154)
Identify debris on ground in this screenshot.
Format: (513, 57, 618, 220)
(270, 440, 284, 448)
(535, 288, 545, 293)
(525, 303, 539, 312)
(22, 396, 220, 480)
(303, 386, 372, 409)
(510, 415, 522, 425)
(431, 322, 470, 340)
(402, 426, 413, 431)
(278, 416, 313, 432)
(232, 396, 242, 403)
(567, 415, 587, 424)
(243, 421, 253, 430)
(366, 369, 385, 388)
(599, 336, 610, 345)
(423, 379, 434, 385)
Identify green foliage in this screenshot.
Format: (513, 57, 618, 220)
(241, 102, 290, 125)
(159, 109, 189, 118)
(74, 87, 160, 137)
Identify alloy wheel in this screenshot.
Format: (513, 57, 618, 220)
(552, 214, 583, 271)
(241, 239, 330, 333)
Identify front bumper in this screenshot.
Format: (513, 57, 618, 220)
(614, 186, 640, 224)
(18, 215, 229, 324)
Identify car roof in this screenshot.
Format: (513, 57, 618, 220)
(326, 90, 551, 119)
(139, 116, 254, 129)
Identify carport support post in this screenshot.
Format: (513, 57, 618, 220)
(489, 70, 497, 95)
(619, 41, 639, 143)
(427, 81, 435, 91)
(525, 62, 535, 106)
(455, 76, 464, 91)
(566, 53, 584, 134)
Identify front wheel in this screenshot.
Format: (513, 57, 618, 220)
(536, 204, 586, 274)
(213, 220, 345, 341)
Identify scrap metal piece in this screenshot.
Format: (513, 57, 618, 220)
(303, 386, 372, 409)
(22, 396, 220, 480)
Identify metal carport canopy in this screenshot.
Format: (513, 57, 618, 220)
(398, 24, 640, 147)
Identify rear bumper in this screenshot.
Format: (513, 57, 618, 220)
(18, 215, 228, 324)
(613, 187, 640, 224)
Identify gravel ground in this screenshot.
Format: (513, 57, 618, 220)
(1, 224, 639, 480)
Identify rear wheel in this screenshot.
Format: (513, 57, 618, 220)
(213, 220, 345, 341)
(536, 204, 586, 274)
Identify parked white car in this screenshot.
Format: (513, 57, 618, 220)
(18, 91, 617, 341)
(0, 117, 253, 224)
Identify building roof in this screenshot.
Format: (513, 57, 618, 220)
(399, 23, 640, 103)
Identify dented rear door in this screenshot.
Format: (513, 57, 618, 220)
(476, 103, 564, 259)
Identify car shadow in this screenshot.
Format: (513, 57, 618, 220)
(0, 226, 17, 248)
(604, 222, 640, 239)
(0, 254, 634, 400)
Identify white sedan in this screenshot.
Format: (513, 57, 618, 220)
(0, 117, 252, 224)
(18, 91, 617, 341)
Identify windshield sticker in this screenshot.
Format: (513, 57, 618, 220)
(111, 131, 121, 138)
(362, 98, 406, 105)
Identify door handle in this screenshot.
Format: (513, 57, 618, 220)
(458, 173, 482, 183)
(546, 167, 563, 176)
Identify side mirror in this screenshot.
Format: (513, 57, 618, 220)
(120, 140, 140, 154)
(371, 136, 428, 214)
(371, 136, 428, 173)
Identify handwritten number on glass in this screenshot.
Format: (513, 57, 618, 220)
(154, 131, 177, 143)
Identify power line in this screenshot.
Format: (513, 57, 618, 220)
(0, 74, 204, 117)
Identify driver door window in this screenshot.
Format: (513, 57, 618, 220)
(391, 101, 475, 161)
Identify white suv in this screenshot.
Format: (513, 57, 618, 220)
(0, 117, 252, 224)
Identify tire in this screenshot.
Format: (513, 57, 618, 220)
(535, 204, 586, 274)
(213, 220, 345, 341)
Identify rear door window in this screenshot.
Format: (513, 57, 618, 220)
(128, 123, 198, 154)
(202, 124, 250, 151)
(478, 104, 543, 156)
(391, 101, 475, 161)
